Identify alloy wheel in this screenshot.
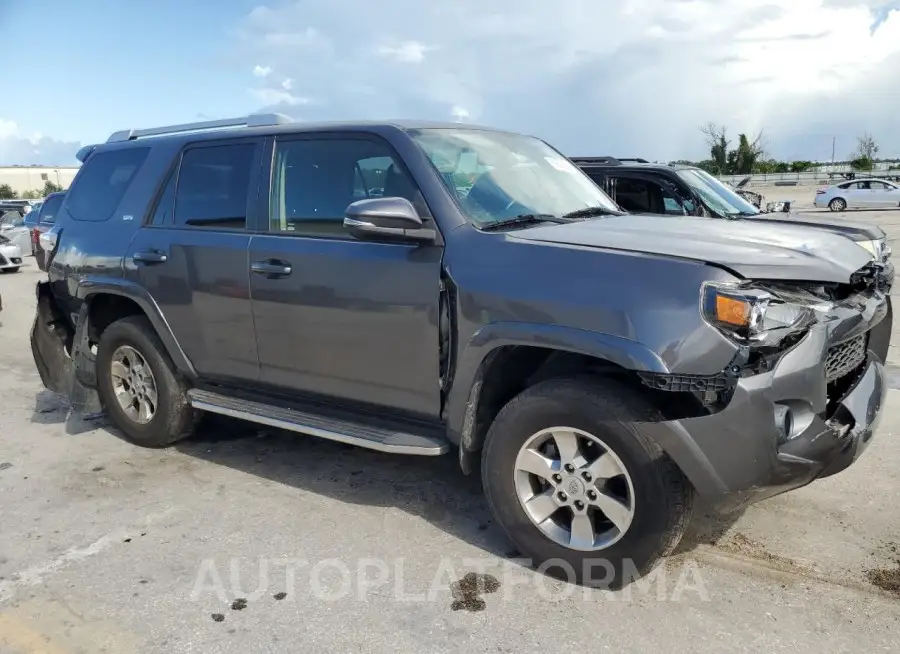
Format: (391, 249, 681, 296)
(513, 427, 636, 551)
(110, 345, 158, 424)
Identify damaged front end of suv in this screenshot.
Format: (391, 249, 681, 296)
(642, 255, 893, 512)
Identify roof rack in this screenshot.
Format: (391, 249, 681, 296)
(569, 156, 622, 166)
(568, 156, 651, 166)
(106, 113, 293, 144)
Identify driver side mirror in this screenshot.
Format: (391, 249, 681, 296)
(343, 197, 436, 244)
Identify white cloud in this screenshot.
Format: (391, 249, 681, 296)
(451, 106, 470, 122)
(252, 64, 272, 77)
(233, 0, 900, 160)
(249, 87, 310, 106)
(281, 78, 293, 90)
(0, 118, 81, 165)
(375, 40, 432, 63)
(0, 119, 17, 139)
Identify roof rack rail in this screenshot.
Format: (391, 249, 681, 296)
(106, 113, 293, 144)
(617, 157, 650, 163)
(569, 156, 622, 166)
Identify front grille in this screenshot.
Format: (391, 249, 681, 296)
(825, 334, 867, 383)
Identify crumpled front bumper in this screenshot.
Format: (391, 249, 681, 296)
(641, 293, 891, 513)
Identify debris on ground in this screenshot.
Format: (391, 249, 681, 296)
(0, 462, 12, 472)
(211, 613, 225, 622)
(231, 598, 248, 611)
(273, 592, 287, 600)
(450, 572, 501, 612)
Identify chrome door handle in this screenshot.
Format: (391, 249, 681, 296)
(251, 260, 292, 277)
(133, 250, 168, 264)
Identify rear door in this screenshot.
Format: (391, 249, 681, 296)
(870, 181, 899, 207)
(125, 137, 264, 383)
(248, 133, 444, 419)
(847, 181, 875, 207)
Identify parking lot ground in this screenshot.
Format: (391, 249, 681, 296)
(2, 201, 900, 652)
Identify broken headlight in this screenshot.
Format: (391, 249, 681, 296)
(701, 282, 817, 347)
(855, 237, 890, 262)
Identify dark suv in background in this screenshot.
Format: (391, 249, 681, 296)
(30, 191, 65, 270)
(572, 156, 890, 260)
(31, 115, 892, 587)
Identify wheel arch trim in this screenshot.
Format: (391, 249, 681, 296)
(446, 321, 669, 448)
(76, 277, 197, 379)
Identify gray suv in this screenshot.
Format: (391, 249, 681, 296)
(31, 115, 893, 588)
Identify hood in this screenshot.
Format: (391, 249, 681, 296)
(508, 214, 874, 283)
(740, 214, 884, 241)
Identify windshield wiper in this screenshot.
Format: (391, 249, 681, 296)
(480, 214, 569, 231)
(560, 206, 623, 219)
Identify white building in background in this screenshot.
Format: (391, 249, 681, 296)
(0, 166, 80, 195)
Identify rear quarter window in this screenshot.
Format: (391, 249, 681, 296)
(39, 194, 65, 224)
(65, 147, 150, 222)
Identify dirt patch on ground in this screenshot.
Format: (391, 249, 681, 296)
(866, 566, 900, 596)
(715, 533, 805, 569)
(866, 542, 900, 597)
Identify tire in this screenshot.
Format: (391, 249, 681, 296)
(829, 198, 846, 212)
(95, 315, 197, 447)
(1, 267, 20, 273)
(481, 376, 693, 589)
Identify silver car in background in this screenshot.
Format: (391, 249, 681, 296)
(815, 178, 900, 211)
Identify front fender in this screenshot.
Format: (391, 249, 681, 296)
(444, 321, 669, 444)
(76, 277, 196, 379)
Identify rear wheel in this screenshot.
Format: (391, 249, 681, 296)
(829, 197, 847, 212)
(96, 315, 197, 447)
(481, 376, 693, 589)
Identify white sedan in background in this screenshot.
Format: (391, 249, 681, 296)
(815, 178, 900, 211)
(0, 233, 24, 273)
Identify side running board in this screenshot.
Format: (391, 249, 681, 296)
(187, 389, 449, 456)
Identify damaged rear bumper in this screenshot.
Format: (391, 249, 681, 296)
(30, 281, 101, 413)
(641, 293, 891, 513)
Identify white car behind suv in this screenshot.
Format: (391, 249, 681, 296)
(815, 178, 900, 211)
(0, 233, 24, 273)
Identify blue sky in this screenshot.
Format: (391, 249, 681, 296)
(2, 0, 899, 165)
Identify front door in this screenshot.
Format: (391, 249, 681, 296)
(249, 134, 444, 420)
(125, 137, 264, 383)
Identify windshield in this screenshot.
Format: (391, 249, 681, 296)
(409, 128, 620, 227)
(676, 168, 760, 217)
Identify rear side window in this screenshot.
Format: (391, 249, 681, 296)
(66, 148, 150, 222)
(174, 143, 256, 230)
(39, 194, 64, 224)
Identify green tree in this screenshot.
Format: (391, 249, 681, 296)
(0, 184, 15, 199)
(21, 189, 42, 200)
(42, 180, 64, 195)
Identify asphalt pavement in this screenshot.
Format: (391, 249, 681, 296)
(1, 194, 899, 652)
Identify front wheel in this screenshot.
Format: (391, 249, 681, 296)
(829, 197, 847, 212)
(95, 315, 197, 447)
(481, 376, 693, 589)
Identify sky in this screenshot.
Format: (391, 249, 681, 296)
(1, 0, 899, 166)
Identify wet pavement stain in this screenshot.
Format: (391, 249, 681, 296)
(450, 573, 501, 612)
(231, 598, 248, 611)
(0, 462, 12, 472)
